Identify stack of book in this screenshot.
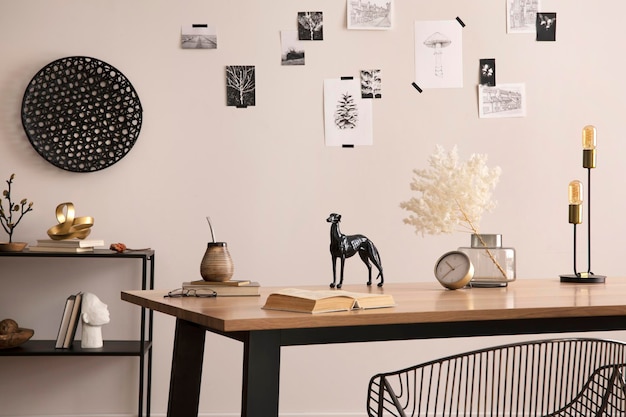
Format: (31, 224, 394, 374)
(181, 279, 261, 296)
(55, 292, 83, 348)
(29, 239, 105, 253)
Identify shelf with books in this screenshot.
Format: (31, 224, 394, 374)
(0, 249, 154, 417)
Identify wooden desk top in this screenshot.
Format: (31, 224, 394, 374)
(121, 279, 626, 333)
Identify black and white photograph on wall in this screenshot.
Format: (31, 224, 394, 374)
(479, 59, 496, 86)
(281, 30, 305, 66)
(226, 66, 255, 107)
(298, 12, 324, 40)
(414, 20, 463, 89)
(347, 0, 393, 30)
(181, 24, 217, 49)
(507, 0, 540, 34)
(361, 69, 382, 98)
(536, 13, 556, 41)
(323, 78, 373, 146)
(478, 83, 526, 118)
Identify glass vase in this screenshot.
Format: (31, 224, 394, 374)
(458, 234, 515, 287)
(200, 242, 234, 282)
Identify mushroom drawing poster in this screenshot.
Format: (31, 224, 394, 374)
(323, 78, 373, 146)
(414, 20, 463, 89)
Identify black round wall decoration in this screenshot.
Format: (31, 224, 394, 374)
(21, 56, 143, 172)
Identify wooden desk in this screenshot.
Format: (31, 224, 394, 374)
(122, 279, 626, 417)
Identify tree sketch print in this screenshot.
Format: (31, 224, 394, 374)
(334, 92, 358, 129)
(361, 69, 382, 98)
(298, 12, 323, 40)
(226, 66, 255, 107)
(424, 32, 451, 78)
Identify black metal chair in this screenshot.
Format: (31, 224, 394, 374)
(367, 338, 626, 417)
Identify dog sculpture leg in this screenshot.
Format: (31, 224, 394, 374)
(337, 256, 346, 289)
(359, 251, 374, 286)
(330, 256, 338, 288)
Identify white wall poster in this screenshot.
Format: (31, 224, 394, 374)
(414, 20, 463, 89)
(281, 30, 305, 65)
(323, 78, 373, 146)
(478, 83, 526, 118)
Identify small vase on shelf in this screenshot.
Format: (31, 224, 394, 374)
(200, 242, 234, 282)
(458, 234, 515, 287)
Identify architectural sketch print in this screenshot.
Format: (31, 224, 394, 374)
(298, 12, 323, 40)
(478, 83, 526, 118)
(361, 69, 382, 98)
(181, 24, 217, 49)
(323, 78, 373, 146)
(347, 0, 393, 30)
(507, 0, 540, 34)
(226, 66, 255, 107)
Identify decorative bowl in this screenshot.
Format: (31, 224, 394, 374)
(0, 242, 28, 252)
(0, 328, 34, 349)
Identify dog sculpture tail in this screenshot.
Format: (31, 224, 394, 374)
(366, 240, 384, 286)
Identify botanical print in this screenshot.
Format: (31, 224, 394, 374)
(507, 0, 540, 34)
(281, 30, 305, 66)
(226, 66, 255, 107)
(298, 12, 323, 40)
(323, 78, 373, 146)
(181, 24, 217, 49)
(480, 59, 496, 86)
(361, 69, 382, 98)
(478, 83, 526, 118)
(536, 13, 556, 41)
(347, 0, 392, 30)
(414, 20, 463, 89)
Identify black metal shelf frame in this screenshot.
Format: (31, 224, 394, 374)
(0, 249, 154, 417)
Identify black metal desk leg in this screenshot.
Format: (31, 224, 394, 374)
(167, 319, 206, 417)
(242, 330, 281, 417)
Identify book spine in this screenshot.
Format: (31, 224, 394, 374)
(63, 293, 83, 348)
(55, 296, 75, 349)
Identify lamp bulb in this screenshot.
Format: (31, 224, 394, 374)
(582, 125, 596, 150)
(568, 180, 583, 205)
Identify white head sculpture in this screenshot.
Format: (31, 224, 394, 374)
(80, 292, 110, 348)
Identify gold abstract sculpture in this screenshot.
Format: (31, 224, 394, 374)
(46, 202, 94, 240)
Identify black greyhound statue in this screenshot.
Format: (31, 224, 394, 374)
(326, 213, 384, 288)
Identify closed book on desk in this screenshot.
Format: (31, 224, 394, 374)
(182, 281, 261, 296)
(29, 246, 94, 253)
(36, 238, 104, 248)
(262, 288, 395, 314)
(185, 279, 251, 286)
(55, 294, 76, 348)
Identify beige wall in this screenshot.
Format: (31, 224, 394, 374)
(1, 1, 626, 416)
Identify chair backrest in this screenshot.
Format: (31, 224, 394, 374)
(367, 338, 626, 417)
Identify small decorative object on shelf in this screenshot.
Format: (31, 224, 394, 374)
(560, 125, 605, 283)
(81, 293, 110, 349)
(458, 234, 515, 287)
(0, 173, 33, 251)
(326, 213, 384, 288)
(200, 217, 234, 282)
(0, 318, 34, 349)
(46, 202, 94, 240)
(400, 146, 505, 288)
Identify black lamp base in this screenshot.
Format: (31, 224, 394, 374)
(559, 274, 606, 283)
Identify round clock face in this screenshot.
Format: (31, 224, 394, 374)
(434, 251, 474, 290)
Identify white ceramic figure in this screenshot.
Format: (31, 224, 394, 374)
(80, 292, 110, 348)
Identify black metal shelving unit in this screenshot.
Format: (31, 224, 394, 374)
(0, 249, 154, 417)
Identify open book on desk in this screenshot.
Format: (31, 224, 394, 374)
(262, 288, 395, 314)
